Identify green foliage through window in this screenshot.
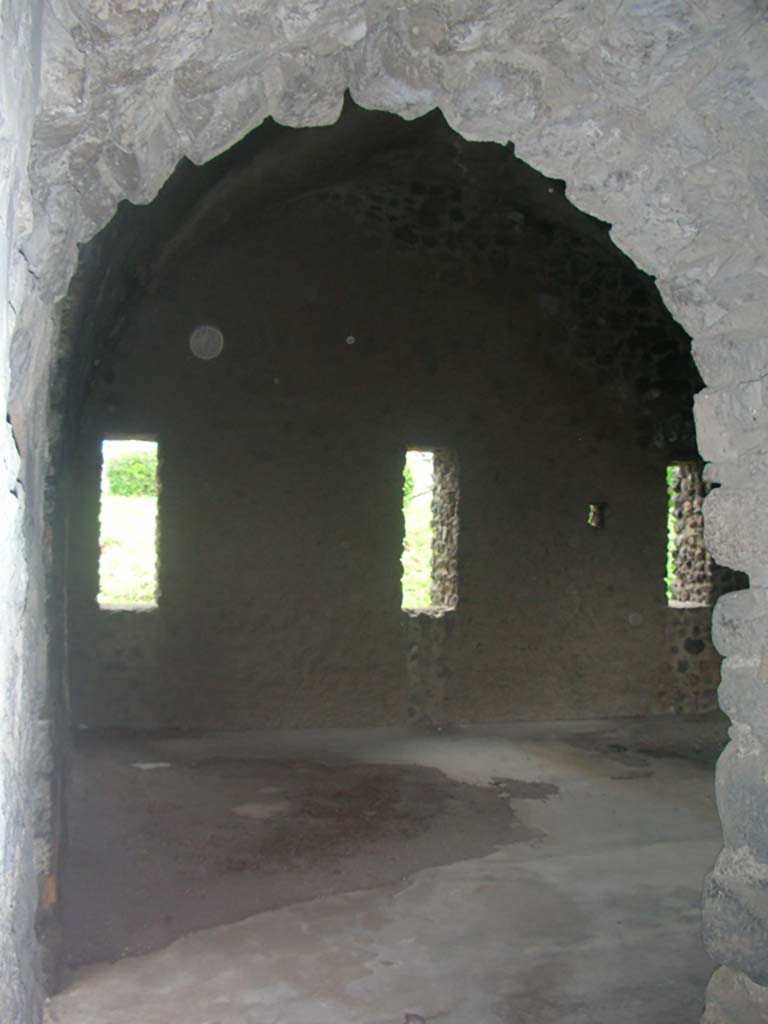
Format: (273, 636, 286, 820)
(99, 440, 158, 606)
(403, 462, 414, 506)
(106, 449, 158, 497)
(401, 451, 433, 609)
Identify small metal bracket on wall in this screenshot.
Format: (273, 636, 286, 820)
(587, 502, 607, 529)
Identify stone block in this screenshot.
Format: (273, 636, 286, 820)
(704, 488, 768, 575)
(713, 589, 768, 659)
(703, 966, 768, 1024)
(706, 450, 768, 495)
(719, 659, 768, 739)
(704, 851, 768, 987)
(694, 382, 766, 464)
(716, 736, 768, 853)
(694, 332, 768, 389)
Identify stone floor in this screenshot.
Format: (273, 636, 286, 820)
(47, 715, 727, 1023)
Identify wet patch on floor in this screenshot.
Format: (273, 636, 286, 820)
(62, 733, 532, 974)
(491, 778, 560, 800)
(608, 771, 654, 781)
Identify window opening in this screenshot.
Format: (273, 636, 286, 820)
(98, 438, 159, 608)
(665, 461, 712, 608)
(401, 448, 459, 613)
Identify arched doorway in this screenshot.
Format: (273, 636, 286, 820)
(2, 6, 767, 1021)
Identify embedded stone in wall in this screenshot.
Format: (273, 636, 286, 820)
(430, 448, 459, 612)
(662, 607, 720, 715)
(702, 966, 768, 1024)
(667, 462, 713, 608)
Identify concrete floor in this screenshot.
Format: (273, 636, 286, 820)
(47, 715, 726, 1023)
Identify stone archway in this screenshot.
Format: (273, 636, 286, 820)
(1, 3, 767, 1021)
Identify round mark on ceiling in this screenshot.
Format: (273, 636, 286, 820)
(189, 324, 224, 360)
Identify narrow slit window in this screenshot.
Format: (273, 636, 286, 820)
(665, 461, 712, 608)
(401, 448, 459, 613)
(98, 438, 159, 609)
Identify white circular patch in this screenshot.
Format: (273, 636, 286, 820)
(189, 324, 224, 360)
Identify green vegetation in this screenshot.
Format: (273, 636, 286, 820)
(401, 455, 433, 609)
(98, 495, 157, 605)
(106, 449, 158, 497)
(403, 462, 414, 505)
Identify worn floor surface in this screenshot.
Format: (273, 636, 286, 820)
(48, 715, 726, 1023)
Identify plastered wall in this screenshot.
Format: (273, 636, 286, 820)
(66, 114, 720, 731)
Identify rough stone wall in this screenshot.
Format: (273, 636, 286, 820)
(0, 1, 46, 1020)
(64, 114, 706, 731)
(667, 462, 746, 611)
(664, 463, 727, 717)
(0, 2, 763, 1020)
(430, 448, 459, 611)
(668, 462, 714, 607)
(662, 463, 745, 717)
(663, 607, 721, 714)
(403, 612, 452, 727)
